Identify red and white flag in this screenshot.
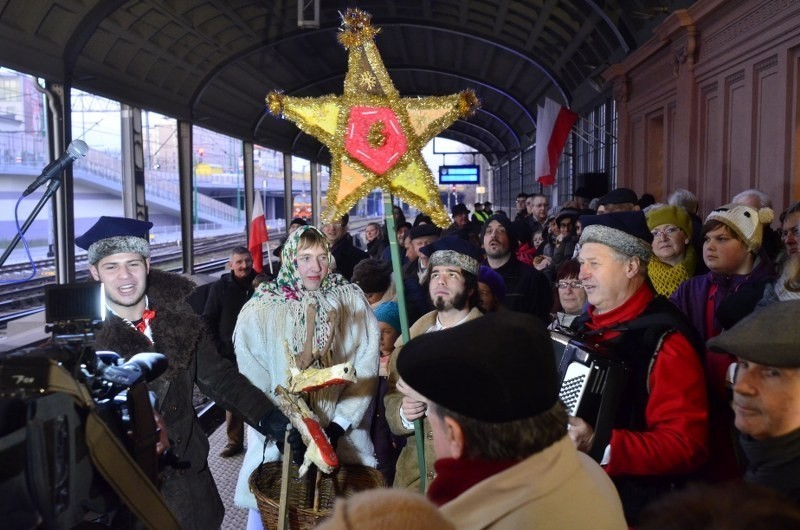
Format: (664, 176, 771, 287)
(249, 191, 269, 273)
(535, 98, 578, 186)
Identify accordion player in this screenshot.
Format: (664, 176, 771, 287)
(550, 329, 629, 463)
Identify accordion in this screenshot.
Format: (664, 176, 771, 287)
(551, 329, 629, 462)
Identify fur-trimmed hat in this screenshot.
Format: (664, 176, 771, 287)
(76, 216, 152, 265)
(419, 236, 481, 284)
(704, 203, 774, 252)
(397, 311, 558, 422)
(579, 211, 653, 263)
(645, 205, 693, 239)
(707, 300, 800, 367)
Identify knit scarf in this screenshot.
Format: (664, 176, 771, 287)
(246, 225, 359, 420)
(648, 246, 697, 296)
(427, 457, 518, 507)
(740, 428, 800, 502)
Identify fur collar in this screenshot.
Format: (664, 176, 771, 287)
(93, 270, 201, 380)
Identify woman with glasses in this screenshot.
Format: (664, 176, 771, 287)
(645, 205, 697, 296)
(760, 201, 800, 304)
(548, 259, 586, 329)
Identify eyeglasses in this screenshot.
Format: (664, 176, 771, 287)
(651, 226, 681, 238)
(555, 280, 583, 289)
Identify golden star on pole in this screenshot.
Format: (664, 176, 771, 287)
(266, 8, 479, 227)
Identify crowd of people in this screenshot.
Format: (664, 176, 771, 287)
(71, 181, 800, 529)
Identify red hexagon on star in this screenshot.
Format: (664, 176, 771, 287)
(345, 106, 408, 175)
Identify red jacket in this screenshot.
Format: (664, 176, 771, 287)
(584, 284, 709, 476)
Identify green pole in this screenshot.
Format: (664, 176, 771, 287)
(382, 193, 426, 492)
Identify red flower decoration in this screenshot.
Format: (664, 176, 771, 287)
(345, 106, 408, 175)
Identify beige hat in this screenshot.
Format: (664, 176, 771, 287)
(316, 488, 455, 530)
(704, 204, 774, 251)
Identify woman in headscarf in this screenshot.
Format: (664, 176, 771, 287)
(645, 205, 697, 296)
(233, 225, 380, 530)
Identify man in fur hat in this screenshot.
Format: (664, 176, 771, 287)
(384, 236, 484, 493)
(568, 211, 709, 525)
(76, 216, 285, 530)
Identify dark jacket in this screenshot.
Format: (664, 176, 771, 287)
(331, 233, 369, 280)
(203, 270, 256, 360)
(489, 257, 553, 322)
(367, 237, 388, 260)
(93, 269, 272, 530)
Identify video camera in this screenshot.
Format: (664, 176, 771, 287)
(0, 283, 171, 529)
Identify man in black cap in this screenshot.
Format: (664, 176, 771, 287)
(596, 187, 639, 214)
(385, 236, 484, 493)
(203, 245, 257, 458)
(322, 212, 368, 280)
(76, 216, 293, 530)
(396, 311, 626, 528)
(441, 203, 473, 239)
(483, 200, 493, 216)
(708, 301, 800, 504)
(481, 214, 552, 321)
(402, 223, 440, 281)
(568, 211, 709, 525)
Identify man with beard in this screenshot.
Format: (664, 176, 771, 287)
(76, 216, 288, 530)
(384, 236, 483, 493)
(481, 214, 553, 322)
(203, 246, 257, 458)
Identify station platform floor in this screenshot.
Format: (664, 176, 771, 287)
(208, 424, 249, 529)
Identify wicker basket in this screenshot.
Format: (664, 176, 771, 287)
(249, 462, 386, 530)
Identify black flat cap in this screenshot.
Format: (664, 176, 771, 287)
(397, 311, 559, 422)
(707, 301, 800, 367)
(409, 223, 440, 240)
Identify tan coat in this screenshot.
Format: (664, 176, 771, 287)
(441, 437, 627, 530)
(384, 307, 484, 492)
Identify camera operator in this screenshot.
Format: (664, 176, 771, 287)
(76, 216, 291, 530)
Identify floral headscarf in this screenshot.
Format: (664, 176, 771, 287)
(255, 225, 347, 301)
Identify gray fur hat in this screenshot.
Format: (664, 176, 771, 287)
(76, 216, 152, 264)
(578, 211, 653, 263)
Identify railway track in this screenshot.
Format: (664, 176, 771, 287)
(0, 217, 378, 331)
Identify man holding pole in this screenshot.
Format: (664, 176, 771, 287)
(384, 236, 484, 493)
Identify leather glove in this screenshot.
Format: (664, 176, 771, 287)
(324, 422, 345, 449)
(257, 409, 306, 464)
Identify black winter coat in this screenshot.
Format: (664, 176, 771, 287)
(93, 269, 272, 530)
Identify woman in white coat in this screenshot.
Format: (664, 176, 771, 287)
(233, 225, 380, 530)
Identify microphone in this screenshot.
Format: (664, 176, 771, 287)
(22, 139, 90, 196)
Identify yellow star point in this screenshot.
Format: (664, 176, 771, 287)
(265, 9, 479, 227)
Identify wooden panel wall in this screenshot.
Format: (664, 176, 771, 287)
(607, 0, 800, 217)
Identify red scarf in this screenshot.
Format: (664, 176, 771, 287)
(135, 308, 156, 335)
(427, 457, 518, 506)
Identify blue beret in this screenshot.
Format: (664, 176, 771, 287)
(397, 311, 558, 422)
(419, 235, 482, 262)
(76, 216, 153, 264)
(478, 265, 506, 302)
